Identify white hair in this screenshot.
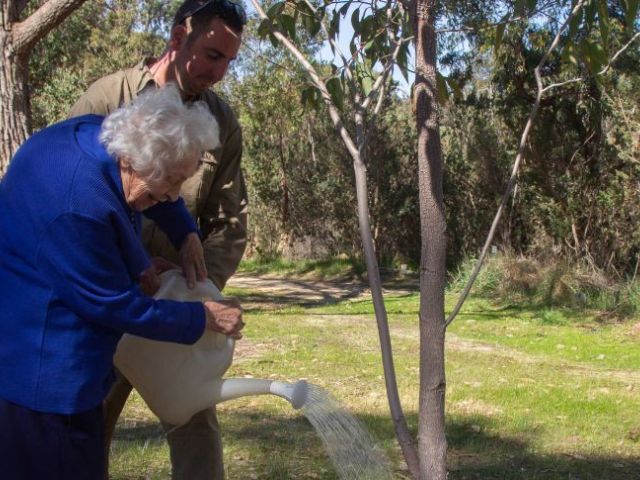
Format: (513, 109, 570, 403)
(99, 84, 219, 180)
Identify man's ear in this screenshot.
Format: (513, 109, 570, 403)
(170, 25, 188, 50)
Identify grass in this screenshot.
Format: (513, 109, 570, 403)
(110, 275, 640, 479)
(237, 256, 366, 280)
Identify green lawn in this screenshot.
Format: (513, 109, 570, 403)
(110, 286, 640, 479)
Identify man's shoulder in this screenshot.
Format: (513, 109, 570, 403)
(85, 66, 136, 94)
(70, 63, 147, 117)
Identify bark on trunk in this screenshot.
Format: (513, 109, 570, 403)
(1, 1, 30, 175)
(0, 0, 89, 175)
(413, 0, 448, 478)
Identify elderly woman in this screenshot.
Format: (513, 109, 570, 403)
(0, 85, 243, 479)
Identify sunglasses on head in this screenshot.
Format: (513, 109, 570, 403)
(177, 0, 247, 26)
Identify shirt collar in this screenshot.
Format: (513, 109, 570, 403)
(135, 57, 208, 104)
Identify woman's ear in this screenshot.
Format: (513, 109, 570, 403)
(170, 25, 188, 51)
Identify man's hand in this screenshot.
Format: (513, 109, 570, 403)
(139, 257, 179, 296)
(179, 232, 208, 289)
(203, 298, 244, 339)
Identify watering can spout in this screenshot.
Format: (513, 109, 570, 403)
(214, 378, 308, 410)
(270, 379, 308, 409)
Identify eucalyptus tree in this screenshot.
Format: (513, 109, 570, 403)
(249, 1, 639, 479)
(444, 0, 640, 325)
(249, 0, 422, 475)
(1, 0, 89, 174)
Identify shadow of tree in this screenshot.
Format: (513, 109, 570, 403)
(111, 409, 639, 479)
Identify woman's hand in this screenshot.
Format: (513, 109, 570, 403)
(203, 298, 244, 339)
(139, 257, 179, 296)
(180, 232, 208, 289)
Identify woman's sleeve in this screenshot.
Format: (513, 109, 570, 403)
(35, 212, 205, 344)
(143, 198, 200, 249)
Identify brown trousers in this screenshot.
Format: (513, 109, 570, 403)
(104, 370, 224, 479)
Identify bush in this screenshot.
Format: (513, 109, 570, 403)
(450, 253, 640, 319)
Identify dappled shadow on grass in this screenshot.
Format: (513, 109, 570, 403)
(216, 409, 640, 479)
(446, 416, 640, 480)
(228, 274, 419, 313)
(229, 285, 367, 312)
(108, 410, 640, 479)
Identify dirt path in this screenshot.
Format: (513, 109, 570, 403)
(226, 272, 417, 309)
(228, 273, 640, 387)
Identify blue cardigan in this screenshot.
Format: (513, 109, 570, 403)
(0, 115, 206, 414)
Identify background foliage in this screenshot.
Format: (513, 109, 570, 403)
(30, 0, 639, 280)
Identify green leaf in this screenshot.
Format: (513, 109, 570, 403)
(561, 42, 579, 66)
(329, 12, 340, 39)
(257, 19, 271, 39)
(268, 32, 279, 48)
(280, 14, 296, 40)
(349, 38, 357, 57)
(326, 77, 344, 109)
(581, 39, 607, 74)
(494, 14, 508, 57)
(360, 74, 373, 96)
(301, 85, 320, 111)
(339, 1, 351, 17)
(568, 6, 584, 40)
(303, 14, 321, 37)
(436, 72, 449, 104)
(623, 0, 639, 30)
(266, 2, 285, 20)
(597, 0, 609, 47)
(351, 7, 361, 32)
(514, 0, 525, 16)
(396, 42, 410, 83)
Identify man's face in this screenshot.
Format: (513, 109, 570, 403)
(172, 17, 241, 96)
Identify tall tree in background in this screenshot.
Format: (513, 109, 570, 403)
(0, 0, 89, 174)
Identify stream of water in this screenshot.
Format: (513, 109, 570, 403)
(301, 384, 394, 479)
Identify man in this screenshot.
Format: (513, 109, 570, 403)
(69, 1, 248, 478)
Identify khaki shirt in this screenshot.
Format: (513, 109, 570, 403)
(69, 60, 247, 289)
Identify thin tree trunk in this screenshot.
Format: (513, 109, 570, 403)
(413, 0, 448, 478)
(249, 2, 420, 474)
(354, 100, 420, 478)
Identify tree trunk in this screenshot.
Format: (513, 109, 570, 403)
(413, 0, 448, 478)
(354, 105, 421, 478)
(0, 0, 89, 175)
(1, 1, 30, 175)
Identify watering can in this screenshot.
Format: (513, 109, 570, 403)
(114, 269, 308, 427)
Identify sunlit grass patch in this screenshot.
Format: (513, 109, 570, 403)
(112, 277, 640, 479)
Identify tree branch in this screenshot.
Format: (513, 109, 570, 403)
(12, 0, 88, 54)
(250, 1, 419, 475)
(302, 0, 356, 84)
(541, 31, 640, 93)
(445, 0, 588, 328)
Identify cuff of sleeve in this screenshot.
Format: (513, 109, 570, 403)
(167, 218, 199, 251)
